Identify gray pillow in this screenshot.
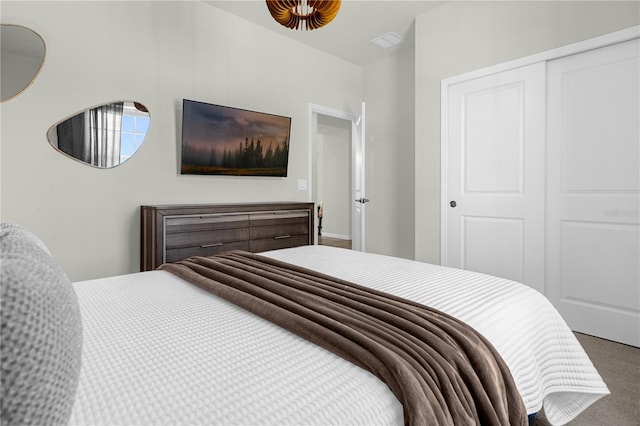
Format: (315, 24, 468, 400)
(1, 222, 82, 425)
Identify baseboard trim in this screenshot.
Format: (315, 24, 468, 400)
(320, 232, 350, 240)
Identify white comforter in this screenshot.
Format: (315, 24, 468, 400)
(69, 246, 608, 425)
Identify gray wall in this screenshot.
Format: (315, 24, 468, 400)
(414, 1, 639, 264)
(1, 1, 637, 281)
(0, 1, 363, 281)
(363, 46, 416, 259)
(316, 127, 351, 239)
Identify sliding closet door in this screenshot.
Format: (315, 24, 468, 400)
(546, 39, 639, 347)
(444, 63, 546, 293)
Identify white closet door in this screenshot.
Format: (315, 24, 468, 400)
(444, 63, 546, 293)
(547, 38, 640, 347)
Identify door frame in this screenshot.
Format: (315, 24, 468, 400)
(440, 25, 640, 262)
(307, 103, 364, 250)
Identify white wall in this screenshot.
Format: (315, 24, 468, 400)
(0, 1, 363, 281)
(414, 1, 640, 264)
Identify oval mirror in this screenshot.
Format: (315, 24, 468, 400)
(47, 101, 150, 168)
(1, 24, 46, 102)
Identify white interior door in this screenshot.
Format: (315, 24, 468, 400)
(546, 39, 640, 347)
(443, 63, 546, 292)
(352, 101, 366, 251)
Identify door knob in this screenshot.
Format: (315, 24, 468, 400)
(356, 198, 370, 204)
(450, 201, 457, 208)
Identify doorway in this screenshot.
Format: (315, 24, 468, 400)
(308, 103, 365, 251)
(314, 113, 352, 248)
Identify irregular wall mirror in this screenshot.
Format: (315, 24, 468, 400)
(47, 101, 150, 168)
(1, 24, 46, 102)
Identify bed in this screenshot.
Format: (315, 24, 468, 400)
(1, 222, 609, 426)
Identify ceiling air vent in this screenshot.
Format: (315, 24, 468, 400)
(369, 32, 403, 49)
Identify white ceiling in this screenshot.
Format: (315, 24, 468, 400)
(204, 1, 446, 66)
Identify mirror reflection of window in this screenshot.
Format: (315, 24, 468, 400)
(47, 101, 150, 168)
(120, 103, 150, 162)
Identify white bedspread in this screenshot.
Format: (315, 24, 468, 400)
(69, 246, 608, 425)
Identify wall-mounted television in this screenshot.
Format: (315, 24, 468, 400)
(181, 99, 291, 177)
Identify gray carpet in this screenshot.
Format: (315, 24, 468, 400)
(533, 332, 639, 425)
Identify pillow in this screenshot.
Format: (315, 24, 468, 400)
(1, 222, 82, 425)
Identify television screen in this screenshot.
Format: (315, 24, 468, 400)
(181, 99, 291, 177)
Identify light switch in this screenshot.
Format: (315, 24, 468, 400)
(298, 179, 308, 190)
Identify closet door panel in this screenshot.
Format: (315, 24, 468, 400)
(444, 63, 546, 292)
(547, 38, 639, 347)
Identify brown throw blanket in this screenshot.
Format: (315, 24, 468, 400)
(159, 250, 527, 426)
